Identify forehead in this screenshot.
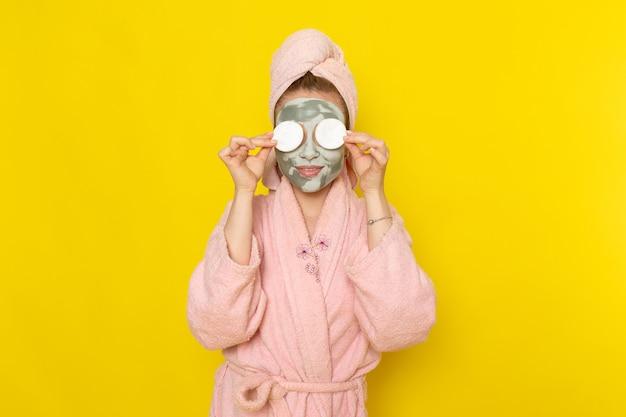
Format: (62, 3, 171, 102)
(277, 97, 345, 124)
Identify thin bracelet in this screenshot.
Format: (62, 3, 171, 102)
(367, 216, 392, 225)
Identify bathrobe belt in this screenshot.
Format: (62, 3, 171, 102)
(226, 359, 365, 417)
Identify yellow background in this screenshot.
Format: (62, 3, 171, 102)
(1, 1, 625, 416)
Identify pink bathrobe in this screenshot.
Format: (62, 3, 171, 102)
(186, 167, 436, 417)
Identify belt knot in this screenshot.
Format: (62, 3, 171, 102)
(227, 359, 363, 417)
(234, 372, 289, 412)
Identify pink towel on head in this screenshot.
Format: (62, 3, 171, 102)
(264, 28, 359, 191)
(268, 28, 358, 130)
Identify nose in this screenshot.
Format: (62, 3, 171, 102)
(299, 130, 319, 161)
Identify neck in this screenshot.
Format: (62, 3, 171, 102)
(292, 183, 332, 220)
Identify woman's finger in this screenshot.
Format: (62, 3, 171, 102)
(220, 142, 249, 161)
(344, 134, 368, 153)
(218, 145, 239, 163)
(345, 142, 365, 160)
(235, 145, 250, 161)
(346, 138, 373, 154)
(369, 147, 388, 166)
(345, 133, 385, 151)
(252, 131, 274, 139)
(360, 142, 389, 157)
(229, 135, 254, 150)
(345, 131, 378, 142)
(359, 142, 374, 153)
(248, 131, 274, 145)
(349, 139, 388, 159)
(254, 145, 272, 162)
(218, 145, 230, 159)
(251, 137, 277, 147)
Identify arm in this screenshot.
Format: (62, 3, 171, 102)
(363, 189, 394, 251)
(186, 191, 268, 350)
(224, 188, 256, 265)
(344, 195, 436, 352)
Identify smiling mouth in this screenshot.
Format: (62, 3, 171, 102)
(296, 165, 324, 178)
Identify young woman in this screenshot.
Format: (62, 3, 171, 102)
(186, 28, 436, 417)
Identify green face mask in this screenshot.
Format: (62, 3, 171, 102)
(274, 97, 347, 193)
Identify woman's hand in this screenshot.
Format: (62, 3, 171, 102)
(218, 131, 277, 193)
(344, 130, 389, 194)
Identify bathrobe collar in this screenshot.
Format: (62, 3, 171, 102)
(270, 165, 357, 417)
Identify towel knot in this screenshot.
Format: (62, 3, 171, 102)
(268, 28, 358, 131)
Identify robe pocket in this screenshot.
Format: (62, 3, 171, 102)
(210, 362, 228, 417)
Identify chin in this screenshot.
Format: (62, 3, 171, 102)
(301, 184, 327, 193)
(300, 177, 338, 193)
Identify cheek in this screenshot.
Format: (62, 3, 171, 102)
(320, 148, 344, 165)
(277, 151, 296, 163)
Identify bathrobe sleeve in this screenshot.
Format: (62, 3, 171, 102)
(186, 198, 268, 351)
(344, 203, 436, 352)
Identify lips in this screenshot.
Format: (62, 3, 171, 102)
(296, 165, 323, 178)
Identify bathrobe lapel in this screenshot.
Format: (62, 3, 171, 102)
(271, 167, 353, 417)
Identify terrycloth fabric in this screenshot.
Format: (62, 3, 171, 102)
(263, 28, 359, 191)
(186, 165, 437, 417)
(268, 28, 358, 131)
